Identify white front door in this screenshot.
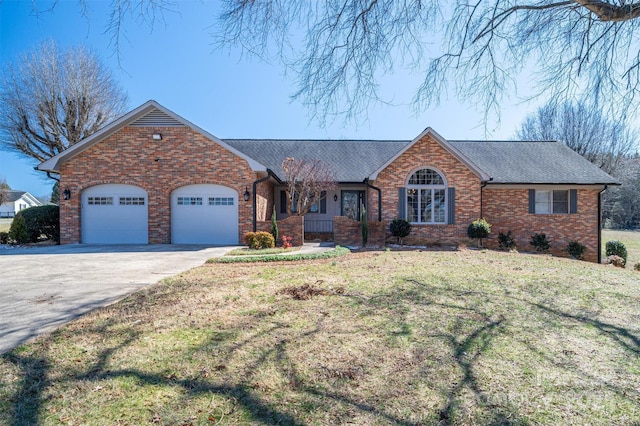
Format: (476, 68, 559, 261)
(171, 184, 239, 244)
(82, 184, 148, 244)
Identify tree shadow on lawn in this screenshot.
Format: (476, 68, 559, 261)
(2, 276, 639, 425)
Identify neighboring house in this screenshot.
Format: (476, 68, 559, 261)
(0, 190, 42, 218)
(37, 100, 619, 262)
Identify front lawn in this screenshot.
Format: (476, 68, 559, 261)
(603, 229, 640, 266)
(1, 250, 638, 425)
(0, 218, 12, 233)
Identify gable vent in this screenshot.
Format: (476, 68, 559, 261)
(130, 109, 185, 127)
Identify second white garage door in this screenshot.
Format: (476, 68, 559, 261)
(171, 184, 239, 244)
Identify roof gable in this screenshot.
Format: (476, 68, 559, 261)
(2, 190, 42, 205)
(368, 127, 492, 181)
(37, 100, 266, 173)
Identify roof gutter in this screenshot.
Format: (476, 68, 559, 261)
(252, 169, 280, 232)
(364, 178, 382, 221)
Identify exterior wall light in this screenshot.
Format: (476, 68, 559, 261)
(152, 133, 162, 140)
(244, 186, 251, 202)
(63, 188, 71, 200)
(334, 194, 338, 202)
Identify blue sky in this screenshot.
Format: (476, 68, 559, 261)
(1, 0, 545, 197)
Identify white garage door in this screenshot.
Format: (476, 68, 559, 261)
(82, 184, 149, 244)
(171, 184, 239, 244)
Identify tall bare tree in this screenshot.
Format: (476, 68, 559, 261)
(0, 41, 128, 163)
(281, 157, 336, 216)
(516, 101, 638, 175)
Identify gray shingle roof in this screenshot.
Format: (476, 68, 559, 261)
(225, 138, 618, 185)
(2, 190, 27, 202)
(224, 139, 411, 182)
(449, 141, 620, 185)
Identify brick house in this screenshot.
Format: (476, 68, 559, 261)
(37, 100, 618, 262)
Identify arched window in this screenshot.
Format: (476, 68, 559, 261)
(406, 168, 447, 224)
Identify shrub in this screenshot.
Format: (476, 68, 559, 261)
(13, 205, 60, 243)
(605, 240, 627, 266)
(390, 219, 411, 245)
(634, 262, 640, 272)
(530, 233, 551, 253)
(498, 230, 516, 250)
(565, 241, 587, 260)
(606, 255, 626, 268)
(0, 231, 9, 244)
(9, 215, 29, 244)
(244, 231, 275, 249)
(467, 218, 491, 247)
(270, 206, 278, 244)
(281, 235, 293, 249)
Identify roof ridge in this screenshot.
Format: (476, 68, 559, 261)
(224, 138, 411, 142)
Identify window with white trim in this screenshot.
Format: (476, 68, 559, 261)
(535, 190, 569, 214)
(88, 197, 113, 205)
(177, 197, 203, 206)
(209, 197, 234, 206)
(407, 168, 447, 224)
(119, 197, 145, 205)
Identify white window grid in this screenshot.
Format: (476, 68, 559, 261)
(119, 197, 145, 206)
(209, 197, 234, 206)
(177, 197, 203, 206)
(88, 197, 113, 205)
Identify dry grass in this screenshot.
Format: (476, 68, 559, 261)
(0, 218, 12, 233)
(603, 229, 640, 265)
(1, 250, 639, 425)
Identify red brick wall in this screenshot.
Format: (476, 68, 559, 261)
(256, 215, 304, 246)
(255, 180, 275, 222)
(333, 216, 385, 247)
(59, 126, 259, 244)
(373, 134, 482, 245)
(482, 188, 601, 262)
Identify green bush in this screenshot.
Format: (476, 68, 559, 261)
(605, 240, 627, 266)
(633, 262, 640, 272)
(244, 231, 276, 250)
(9, 215, 29, 244)
(390, 219, 412, 245)
(530, 233, 551, 253)
(13, 205, 60, 243)
(467, 218, 491, 246)
(565, 241, 587, 260)
(498, 230, 516, 250)
(0, 231, 9, 244)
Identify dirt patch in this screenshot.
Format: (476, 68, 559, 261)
(278, 282, 345, 300)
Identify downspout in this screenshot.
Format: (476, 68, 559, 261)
(252, 169, 280, 232)
(598, 185, 608, 264)
(479, 179, 492, 218)
(364, 179, 382, 221)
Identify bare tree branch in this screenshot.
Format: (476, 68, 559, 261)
(0, 41, 128, 162)
(281, 157, 337, 216)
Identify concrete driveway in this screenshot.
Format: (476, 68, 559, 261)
(0, 244, 232, 354)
